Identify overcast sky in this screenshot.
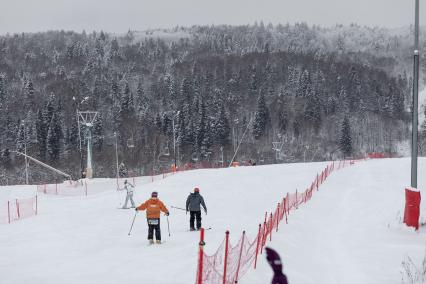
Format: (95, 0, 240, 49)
(1, 0, 425, 34)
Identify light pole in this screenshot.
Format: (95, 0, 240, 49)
(22, 120, 29, 185)
(165, 110, 179, 171)
(172, 116, 177, 170)
(411, 0, 420, 188)
(114, 132, 119, 189)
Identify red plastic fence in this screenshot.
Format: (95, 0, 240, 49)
(196, 158, 366, 283)
(1, 196, 37, 224)
(37, 180, 88, 196)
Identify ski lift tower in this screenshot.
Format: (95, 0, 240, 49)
(272, 141, 284, 161)
(78, 111, 98, 179)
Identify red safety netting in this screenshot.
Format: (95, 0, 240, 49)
(197, 231, 259, 284)
(195, 157, 368, 284)
(37, 180, 88, 196)
(0, 196, 38, 224)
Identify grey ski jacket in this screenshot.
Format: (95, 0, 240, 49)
(186, 192, 207, 212)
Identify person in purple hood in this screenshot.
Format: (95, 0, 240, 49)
(265, 247, 288, 284)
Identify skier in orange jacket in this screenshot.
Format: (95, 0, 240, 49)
(136, 191, 169, 244)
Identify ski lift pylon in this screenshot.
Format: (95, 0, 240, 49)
(127, 138, 135, 148)
(163, 145, 170, 156)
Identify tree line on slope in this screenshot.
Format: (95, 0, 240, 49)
(0, 25, 411, 184)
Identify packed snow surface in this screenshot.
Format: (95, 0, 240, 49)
(1, 158, 425, 284)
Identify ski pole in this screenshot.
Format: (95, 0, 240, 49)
(171, 206, 186, 211)
(128, 211, 138, 236)
(166, 215, 171, 237)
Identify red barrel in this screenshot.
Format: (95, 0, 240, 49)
(404, 188, 421, 230)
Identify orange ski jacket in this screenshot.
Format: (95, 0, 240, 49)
(136, 198, 169, 219)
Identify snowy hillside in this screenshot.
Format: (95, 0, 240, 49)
(1, 158, 425, 284)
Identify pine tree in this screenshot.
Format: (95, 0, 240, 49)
(117, 81, 136, 137)
(0, 75, 6, 111)
(252, 93, 270, 140)
(214, 105, 231, 146)
(47, 113, 62, 162)
(93, 114, 103, 151)
(196, 100, 207, 152)
(36, 110, 47, 159)
(249, 65, 258, 97)
(16, 123, 25, 153)
(339, 116, 352, 157)
(24, 79, 35, 108)
(200, 118, 213, 159)
(278, 110, 288, 134)
(1, 149, 12, 169)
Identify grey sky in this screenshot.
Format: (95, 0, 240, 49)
(0, 0, 425, 34)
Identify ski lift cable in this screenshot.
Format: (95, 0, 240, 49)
(228, 115, 254, 167)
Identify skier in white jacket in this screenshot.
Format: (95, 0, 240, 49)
(122, 180, 135, 209)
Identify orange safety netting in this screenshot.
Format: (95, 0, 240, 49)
(196, 157, 367, 283)
(0, 196, 37, 224)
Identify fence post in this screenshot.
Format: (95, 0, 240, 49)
(233, 231, 246, 283)
(295, 189, 298, 209)
(35, 195, 38, 215)
(276, 203, 280, 232)
(16, 199, 20, 219)
(261, 221, 267, 254)
(316, 174, 319, 190)
(44, 184, 47, 194)
(223, 231, 230, 284)
(269, 213, 273, 242)
(197, 228, 205, 284)
(55, 183, 58, 195)
(85, 180, 88, 196)
(254, 224, 262, 269)
(286, 193, 290, 215)
(7, 201, 10, 224)
(283, 198, 288, 224)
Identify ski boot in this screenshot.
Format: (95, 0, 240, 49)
(190, 227, 196, 231)
(156, 240, 161, 244)
(149, 239, 154, 245)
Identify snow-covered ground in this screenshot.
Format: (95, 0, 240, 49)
(0, 158, 425, 284)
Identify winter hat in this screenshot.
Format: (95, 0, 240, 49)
(151, 191, 158, 198)
(194, 187, 200, 193)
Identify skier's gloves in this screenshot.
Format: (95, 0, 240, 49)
(135, 208, 138, 211)
(166, 212, 170, 216)
(204, 209, 207, 215)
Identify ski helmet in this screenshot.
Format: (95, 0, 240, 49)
(194, 187, 200, 193)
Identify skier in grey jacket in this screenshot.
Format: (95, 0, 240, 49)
(186, 187, 207, 231)
(122, 180, 135, 209)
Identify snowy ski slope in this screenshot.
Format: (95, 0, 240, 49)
(0, 158, 425, 284)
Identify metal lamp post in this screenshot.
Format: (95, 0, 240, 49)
(165, 110, 179, 171)
(172, 116, 177, 170)
(404, 0, 422, 231)
(114, 132, 119, 189)
(22, 120, 29, 185)
(411, 0, 420, 188)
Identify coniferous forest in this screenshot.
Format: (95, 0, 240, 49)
(0, 23, 422, 184)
